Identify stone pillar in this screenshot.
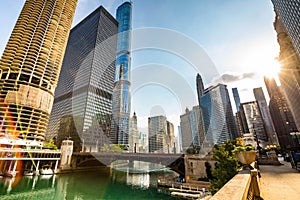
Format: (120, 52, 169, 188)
(60, 140, 73, 169)
(54, 160, 59, 173)
(35, 160, 40, 175)
(12, 161, 17, 175)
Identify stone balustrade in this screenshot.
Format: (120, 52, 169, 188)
(210, 165, 262, 200)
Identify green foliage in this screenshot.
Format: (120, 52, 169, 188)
(186, 146, 200, 154)
(100, 144, 125, 152)
(232, 145, 255, 154)
(209, 140, 241, 194)
(43, 139, 58, 150)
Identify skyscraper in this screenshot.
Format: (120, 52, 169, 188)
(0, 0, 77, 144)
(201, 84, 238, 145)
(239, 101, 268, 146)
(47, 6, 118, 152)
(253, 87, 278, 145)
(111, 2, 132, 145)
(232, 88, 241, 112)
(129, 112, 139, 152)
(167, 121, 176, 153)
(148, 115, 168, 153)
(272, 0, 300, 57)
(273, 7, 300, 131)
(180, 106, 205, 151)
(232, 88, 243, 136)
(264, 77, 299, 149)
(196, 73, 205, 106)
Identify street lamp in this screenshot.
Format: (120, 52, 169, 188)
(290, 131, 300, 149)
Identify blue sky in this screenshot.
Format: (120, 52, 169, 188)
(0, 0, 279, 130)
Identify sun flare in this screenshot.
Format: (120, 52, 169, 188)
(262, 59, 281, 79)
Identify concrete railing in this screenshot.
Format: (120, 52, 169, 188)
(210, 167, 262, 200)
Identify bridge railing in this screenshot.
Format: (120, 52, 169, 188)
(210, 163, 262, 200)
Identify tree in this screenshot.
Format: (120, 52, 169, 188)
(209, 140, 241, 194)
(43, 139, 58, 150)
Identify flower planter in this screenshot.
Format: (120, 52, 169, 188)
(236, 151, 257, 166)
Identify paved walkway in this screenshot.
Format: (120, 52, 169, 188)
(260, 161, 300, 200)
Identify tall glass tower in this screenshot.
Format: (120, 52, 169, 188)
(201, 84, 238, 144)
(111, 2, 132, 145)
(47, 6, 118, 152)
(0, 0, 77, 143)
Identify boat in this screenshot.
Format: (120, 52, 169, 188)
(39, 165, 53, 175)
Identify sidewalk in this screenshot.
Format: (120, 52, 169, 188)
(259, 161, 300, 200)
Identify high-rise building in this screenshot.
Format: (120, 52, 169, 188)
(148, 115, 168, 153)
(167, 121, 176, 153)
(273, 8, 300, 131)
(0, 0, 77, 145)
(264, 77, 300, 150)
(201, 84, 238, 145)
(138, 131, 148, 153)
(272, 0, 300, 57)
(177, 126, 183, 153)
(231, 88, 244, 136)
(47, 6, 118, 152)
(253, 87, 278, 145)
(111, 2, 133, 145)
(232, 88, 241, 112)
(180, 106, 205, 151)
(196, 73, 205, 106)
(129, 112, 139, 152)
(239, 101, 268, 147)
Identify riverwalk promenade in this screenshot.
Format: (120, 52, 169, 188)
(260, 161, 300, 200)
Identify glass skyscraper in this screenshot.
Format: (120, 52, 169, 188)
(201, 84, 237, 145)
(272, 0, 300, 57)
(272, 2, 300, 131)
(180, 106, 205, 151)
(196, 73, 205, 106)
(111, 2, 132, 145)
(148, 115, 167, 153)
(253, 87, 278, 145)
(47, 6, 118, 152)
(239, 101, 268, 146)
(232, 88, 241, 112)
(0, 0, 77, 144)
(264, 77, 299, 150)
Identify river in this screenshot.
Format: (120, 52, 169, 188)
(0, 161, 181, 200)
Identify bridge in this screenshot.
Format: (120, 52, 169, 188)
(70, 152, 186, 176)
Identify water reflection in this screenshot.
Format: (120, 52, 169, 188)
(0, 161, 178, 200)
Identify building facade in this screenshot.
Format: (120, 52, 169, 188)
(232, 88, 241, 112)
(264, 77, 300, 150)
(232, 88, 243, 136)
(111, 2, 133, 145)
(273, 8, 300, 131)
(47, 6, 118, 152)
(253, 87, 278, 145)
(272, 0, 300, 58)
(239, 101, 268, 147)
(196, 73, 205, 106)
(200, 84, 238, 145)
(0, 0, 77, 145)
(128, 112, 139, 152)
(180, 106, 205, 151)
(148, 115, 168, 153)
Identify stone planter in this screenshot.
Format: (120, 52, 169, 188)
(236, 151, 257, 168)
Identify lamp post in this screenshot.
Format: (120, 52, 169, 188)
(290, 131, 300, 150)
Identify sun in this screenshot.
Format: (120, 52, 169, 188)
(262, 59, 281, 79)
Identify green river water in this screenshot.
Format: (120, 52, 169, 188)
(0, 162, 181, 200)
